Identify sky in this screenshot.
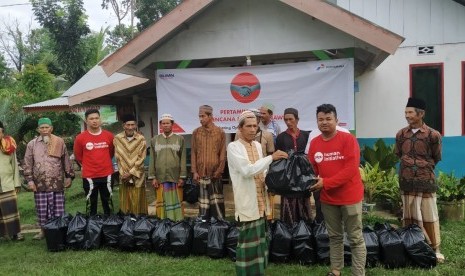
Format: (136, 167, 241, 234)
(0, 0, 127, 32)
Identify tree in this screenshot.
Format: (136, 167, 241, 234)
(135, 0, 182, 31)
(31, 0, 91, 83)
(105, 24, 136, 51)
(0, 19, 31, 72)
(83, 27, 112, 67)
(0, 53, 13, 88)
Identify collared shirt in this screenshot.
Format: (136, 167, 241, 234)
(259, 120, 281, 140)
(149, 132, 186, 182)
(395, 123, 442, 193)
(191, 124, 226, 178)
(23, 135, 74, 192)
(234, 129, 275, 156)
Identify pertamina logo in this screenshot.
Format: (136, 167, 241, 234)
(230, 72, 261, 103)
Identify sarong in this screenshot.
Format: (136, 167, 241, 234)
(156, 182, 183, 221)
(198, 178, 225, 220)
(119, 183, 147, 215)
(236, 218, 268, 276)
(0, 191, 21, 237)
(34, 191, 65, 227)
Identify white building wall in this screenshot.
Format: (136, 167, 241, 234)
(355, 43, 465, 138)
(336, 0, 465, 46)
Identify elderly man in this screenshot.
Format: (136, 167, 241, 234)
(259, 103, 281, 141)
(228, 110, 288, 275)
(149, 113, 187, 221)
(0, 121, 24, 241)
(395, 97, 444, 263)
(113, 114, 147, 215)
(191, 105, 226, 220)
(24, 118, 74, 240)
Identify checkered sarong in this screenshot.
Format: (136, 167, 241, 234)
(198, 178, 225, 220)
(0, 191, 21, 237)
(34, 192, 65, 227)
(236, 218, 268, 276)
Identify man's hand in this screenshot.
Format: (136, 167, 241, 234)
(212, 172, 222, 181)
(152, 179, 159, 189)
(64, 178, 72, 188)
(15, 187, 21, 194)
(271, 150, 288, 161)
(122, 173, 131, 180)
(28, 181, 37, 192)
(193, 172, 200, 183)
(177, 178, 184, 187)
(309, 178, 324, 192)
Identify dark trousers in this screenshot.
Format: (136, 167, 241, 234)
(83, 177, 112, 215)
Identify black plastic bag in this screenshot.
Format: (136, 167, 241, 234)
(134, 216, 155, 251)
(226, 226, 240, 261)
(363, 226, 380, 268)
(398, 224, 437, 268)
(152, 218, 173, 255)
(291, 220, 316, 265)
(169, 220, 193, 257)
(192, 219, 210, 255)
(183, 178, 199, 204)
(313, 221, 330, 264)
(43, 213, 73, 252)
(265, 151, 316, 195)
(375, 222, 407, 268)
(118, 215, 137, 251)
(207, 219, 230, 259)
(270, 220, 292, 263)
(102, 213, 124, 247)
(66, 212, 87, 250)
(83, 215, 104, 250)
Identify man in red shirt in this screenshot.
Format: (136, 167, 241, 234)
(308, 104, 366, 276)
(74, 109, 114, 215)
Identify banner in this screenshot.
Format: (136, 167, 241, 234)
(156, 59, 354, 134)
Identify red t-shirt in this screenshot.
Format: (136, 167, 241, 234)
(74, 129, 114, 178)
(308, 131, 364, 205)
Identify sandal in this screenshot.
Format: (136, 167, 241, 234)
(436, 252, 445, 263)
(12, 233, 25, 241)
(33, 231, 44, 240)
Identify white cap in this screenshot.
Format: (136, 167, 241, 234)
(160, 113, 174, 121)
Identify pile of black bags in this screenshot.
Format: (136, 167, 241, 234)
(43, 214, 437, 269)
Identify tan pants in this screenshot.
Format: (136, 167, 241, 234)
(321, 202, 366, 276)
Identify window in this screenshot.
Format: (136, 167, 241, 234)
(410, 63, 444, 134)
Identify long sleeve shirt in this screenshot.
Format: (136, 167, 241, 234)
(23, 135, 74, 192)
(227, 140, 273, 222)
(308, 131, 364, 205)
(191, 124, 226, 178)
(113, 132, 147, 188)
(73, 130, 114, 179)
(149, 133, 186, 182)
(0, 151, 21, 193)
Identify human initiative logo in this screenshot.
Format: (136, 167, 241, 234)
(230, 72, 261, 103)
(314, 152, 323, 163)
(85, 142, 94, 150)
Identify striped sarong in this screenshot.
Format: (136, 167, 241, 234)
(401, 191, 441, 249)
(119, 183, 147, 215)
(34, 192, 65, 227)
(198, 178, 225, 220)
(156, 182, 183, 221)
(0, 191, 21, 237)
(236, 218, 268, 276)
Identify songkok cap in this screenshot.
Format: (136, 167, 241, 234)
(121, 114, 136, 123)
(261, 103, 275, 112)
(249, 108, 261, 118)
(406, 97, 426, 110)
(38, 117, 52, 127)
(238, 110, 256, 124)
(160, 113, 174, 121)
(199, 105, 213, 114)
(284, 107, 299, 118)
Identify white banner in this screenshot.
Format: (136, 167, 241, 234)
(156, 59, 354, 134)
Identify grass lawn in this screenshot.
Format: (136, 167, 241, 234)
(1, 176, 465, 275)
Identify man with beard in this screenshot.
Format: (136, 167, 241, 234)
(114, 114, 148, 215)
(149, 114, 186, 220)
(24, 118, 74, 240)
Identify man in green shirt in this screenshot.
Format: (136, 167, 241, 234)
(149, 114, 187, 221)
